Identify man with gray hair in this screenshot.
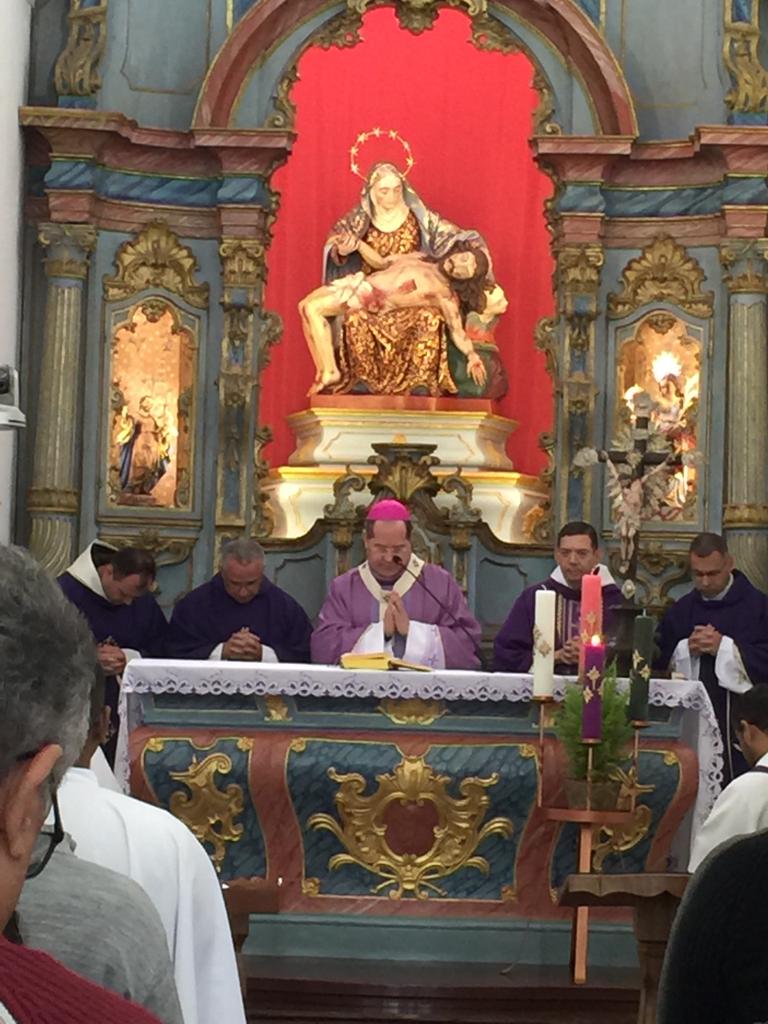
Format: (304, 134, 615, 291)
(166, 537, 312, 662)
(0, 545, 177, 1023)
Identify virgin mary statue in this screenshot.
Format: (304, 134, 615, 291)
(315, 161, 493, 396)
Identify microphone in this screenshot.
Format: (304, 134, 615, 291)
(392, 555, 488, 672)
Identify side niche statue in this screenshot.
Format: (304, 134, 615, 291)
(298, 132, 506, 398)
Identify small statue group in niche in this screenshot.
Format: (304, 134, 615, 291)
(113, 395, 171, 500)
(298, 145, 507, 399)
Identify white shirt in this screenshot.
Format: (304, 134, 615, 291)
(56, 768, 245, 1024)
(688, 751, 768, 871)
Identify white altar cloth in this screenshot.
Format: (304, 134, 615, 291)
(119, 661, 722, 831)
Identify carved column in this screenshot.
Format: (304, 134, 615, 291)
(28, 223, 97, 572)
(556, 246, 604, 525)
(216, 233, 281, 547)
(721, 241, 768, 591)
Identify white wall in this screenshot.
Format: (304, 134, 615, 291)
(0, 0, 33, 542)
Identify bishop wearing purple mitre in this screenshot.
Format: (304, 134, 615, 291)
(311, 499, 481, 670)
(166, 538, 312, 663)
(493, 521, 622, 673)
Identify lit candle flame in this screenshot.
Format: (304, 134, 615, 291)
(590, 634, 602, 646)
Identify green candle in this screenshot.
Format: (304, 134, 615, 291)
(628, 614, 655, 723)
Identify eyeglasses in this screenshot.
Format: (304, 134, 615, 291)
(25, 787, 64, 880)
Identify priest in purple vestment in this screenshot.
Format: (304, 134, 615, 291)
(58, 541, 168, 766)
(311, 499, 482, 670)
(165, 538, 312, 663)
(657, 532, 768, 783)
(493, 521, 622, 673)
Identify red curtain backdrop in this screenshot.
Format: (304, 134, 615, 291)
(262, 7, 554, 475)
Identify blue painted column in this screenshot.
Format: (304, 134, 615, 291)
(721, 241, 768, 590)
(28, 223, 96, 572)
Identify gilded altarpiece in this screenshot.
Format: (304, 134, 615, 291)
(105, 299, 199, 511)
(613, 312, 705, 525)
(97, 223, 209, 561)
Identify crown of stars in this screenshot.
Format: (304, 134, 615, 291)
(349, 127, 415, 180)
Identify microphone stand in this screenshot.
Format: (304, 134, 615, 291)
(392, 556, 488, 672)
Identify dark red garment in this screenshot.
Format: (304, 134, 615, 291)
(0, 937, 161, 1023)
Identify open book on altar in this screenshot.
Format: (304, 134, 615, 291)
(339, 652, 432, 672)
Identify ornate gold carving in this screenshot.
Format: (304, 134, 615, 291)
(266, 65, 299, 130)
(592, 767, 655, 871)
(169, 753, 245, 873)
(644, 312, 678, 334)
(302, 877, 321, 896)
(264, 695, 291, 722)
(308, 754, 513, 900)
(723, 503, 768, 526)
(558, 246, 604, 296)
(253, 424, 276, 540)
(470, 12, 519, 54)
(608, 235, 714, 319)
(377, 698, 446, 726)
(315, 10, 364, 49)
(146, 738, 166, 753)
(723, 3, 768, 114)
(534, 316, 559, 384)
(290, 738, 308, 753)
(98, 530, 196, 568)
(236, 737, 254, 751)
(348, 0, 487, 33)
(500, 884, 517, 902)
(663, 750, 680, 767)
(522, 432, 555, 545)
(38, 223, 97, 279)
(720, 241, 768, 293)
(220, 238, 268, 288)
(565, 371, 598, 415)
(54, 0, 108, 98)
(103, 222, 210, 308)
(532, 69, 562, 136)
(27, 517, 76, 577)
(640, 541, 688, 578)
(368, 443, 441, 506)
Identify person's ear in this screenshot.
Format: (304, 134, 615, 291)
(2, 744, 62, 861)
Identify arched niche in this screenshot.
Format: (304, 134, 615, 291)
(194, 1, 637, 137)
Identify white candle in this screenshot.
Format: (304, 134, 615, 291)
(532, 589, 556, 698)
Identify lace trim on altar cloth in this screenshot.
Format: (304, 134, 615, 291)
(118, 661, 722, 830)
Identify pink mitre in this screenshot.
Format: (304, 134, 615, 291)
(366, 498, 411, 521)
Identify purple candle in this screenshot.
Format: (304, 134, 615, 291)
(581, 638, 605, 744)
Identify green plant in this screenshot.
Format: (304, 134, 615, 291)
(554, 661, 634, 781)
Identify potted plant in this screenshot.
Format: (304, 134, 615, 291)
(554, 661, 634, 810)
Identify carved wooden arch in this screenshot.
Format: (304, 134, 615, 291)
(194, 0, 638, 136)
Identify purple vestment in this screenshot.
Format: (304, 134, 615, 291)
(311, 563, 481, 669)
(57, 573, 168, 655)
(657, 571, 768, 780)
(166, 574, 312, 662)
(493, 576, 623, 673)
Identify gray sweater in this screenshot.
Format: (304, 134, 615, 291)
(16, 843, 183, 1024)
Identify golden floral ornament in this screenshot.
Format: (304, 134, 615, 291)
(103, 221, 210, 308)
(349, 127, 414, 179)
(377, 698, 446, 726)
(308, 755, 513, 900)
(169, 753, 245, 873)
(608, 235, 713, 319)
(533, 626, 552, 658)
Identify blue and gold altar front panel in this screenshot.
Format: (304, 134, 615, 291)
(132, 693, 698, 920)
(139, 734, 267, 882)
(287, 739, 537, 903)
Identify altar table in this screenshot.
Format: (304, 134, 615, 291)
(119, 662, 719, 967)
